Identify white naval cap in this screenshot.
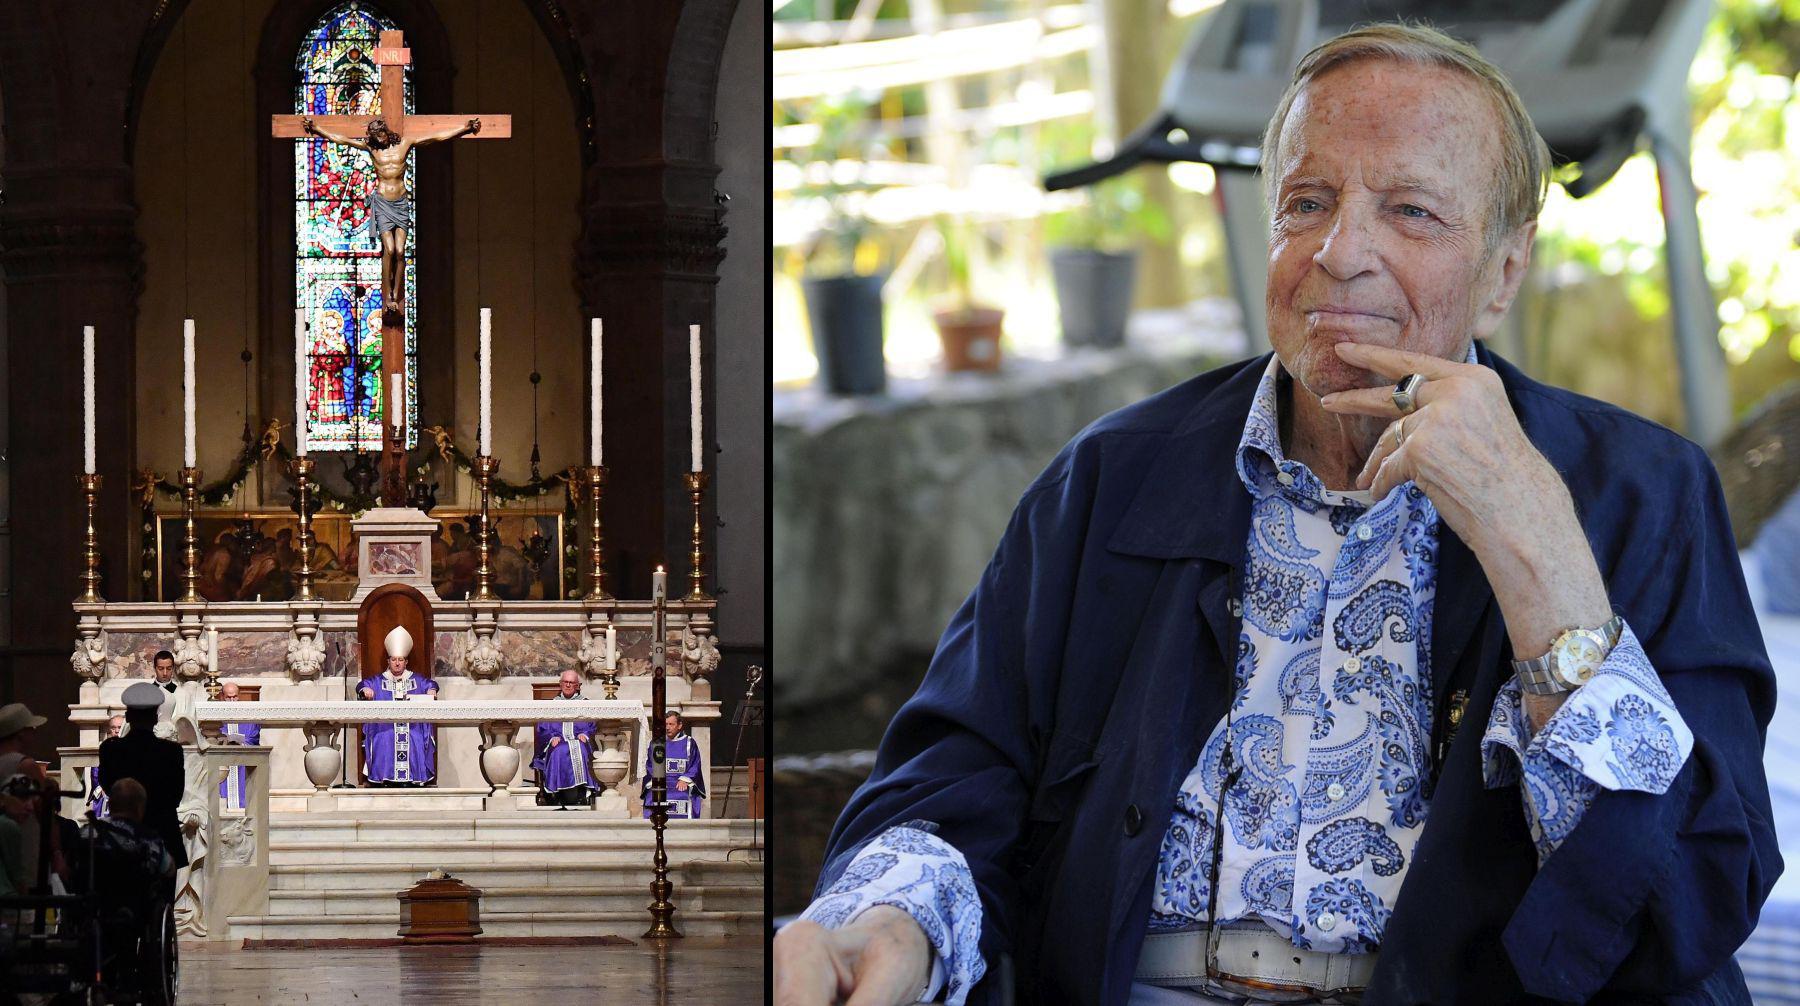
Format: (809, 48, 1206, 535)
(384, 625, 414, 659)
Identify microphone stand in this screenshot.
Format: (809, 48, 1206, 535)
(723, 667, 764, 862)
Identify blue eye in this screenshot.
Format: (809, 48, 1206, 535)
(1398, 204, 1431, 219)
(1294, 198, 1323, 213)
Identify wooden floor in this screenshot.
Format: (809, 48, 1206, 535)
(177, 937, 765, 1004)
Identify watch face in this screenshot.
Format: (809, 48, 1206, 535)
(1554, 631, 1607, 687)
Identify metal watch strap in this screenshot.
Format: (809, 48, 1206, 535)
(1512, 615, 1623, 695)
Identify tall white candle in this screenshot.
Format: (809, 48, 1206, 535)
(653, 565, 666, 602)
(479, 308, 493, 457)
(390, 372, 405, 439)
(590, 319, 603, 467)
(293, 310, 308, 456)
(605, 625, 617, 668)
(83, 326, 96, 474)
(207, 627, 219, 676)
(183, 319, 197, 469)
(689, 324, 702, 472)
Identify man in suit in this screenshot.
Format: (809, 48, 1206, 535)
(99, 682, 190, 899)
(776, 23, 1779, 1006)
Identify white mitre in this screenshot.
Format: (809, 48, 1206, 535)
(384, 625, 414, 659)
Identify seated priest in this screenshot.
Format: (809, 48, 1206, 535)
(215, 683, 260, 811)
(88, 715, 125, 820)
(533, 670, 598, 808)
(642, 711, 705, 820)
(357, 626, 439, 786)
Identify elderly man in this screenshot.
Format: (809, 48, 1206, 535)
(357, 626, 439, 785)
(534, 670, 598, 808)
(774, 23, 1778, 1006)
(216, 683, 260, 811)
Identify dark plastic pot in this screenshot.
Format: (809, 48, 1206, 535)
(1050, 248, 1139, 348)
(803, 273, 888, 395)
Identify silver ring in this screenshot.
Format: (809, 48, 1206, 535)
(1392, 373, 1425, 414)
(1392, 421, 1405, 450)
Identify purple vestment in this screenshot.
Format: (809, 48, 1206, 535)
(642, 732, 705, 820)
(88, 766, 109, 820)
(532, 696, 598, 793)
(217, 720, 261, 809)
(358, 671, 438, 784)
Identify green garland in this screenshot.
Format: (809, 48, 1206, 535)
(144, 423, 577, 510)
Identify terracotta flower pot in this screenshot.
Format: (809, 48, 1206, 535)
(933, 306, 1005, 373)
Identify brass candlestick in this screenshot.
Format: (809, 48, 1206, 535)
(290, 457, 317, 601)
(583, 465, 611, 600)
(179, 467, 202, 603)
(77, 473, 103, 603)
(473, 455, 498, 601)
(683, 470, 710, 601)
(644, 571, 681, 939)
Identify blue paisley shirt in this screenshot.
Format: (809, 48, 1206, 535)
(800, 347, 1694, 998)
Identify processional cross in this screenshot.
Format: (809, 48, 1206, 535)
(271, 29, 511, 505)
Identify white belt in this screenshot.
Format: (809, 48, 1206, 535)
(1135, 925, 1376, 1001)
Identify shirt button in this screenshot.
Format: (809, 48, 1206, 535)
(1343, 656, 1361, 673)
(1124, 803, 1144, 837)
(1356, 525, 1373, 541)
(1316, 912, 1338, 932)
(1326, 782, 1346, 801)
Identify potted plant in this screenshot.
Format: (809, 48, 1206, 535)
(791, 92, 889, 395)
(932, 215, 1006, 373)
(1043, 172, 1171, 348)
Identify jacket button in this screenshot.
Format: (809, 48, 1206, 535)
(1124, 804, 1144, 836)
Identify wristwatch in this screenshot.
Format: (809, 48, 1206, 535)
(1511, 615, 1624, 695)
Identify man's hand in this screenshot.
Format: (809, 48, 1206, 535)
(1321, 341, 1614, 733)
(774, 905, 932, 1006)
(360, 687, 375, 699)
(467, 117, 481, 135)
(549, 736, 562, 748)
(577, 734, 590, 745)
(301, 116, 315, 135)
(676, 779, 689, 792)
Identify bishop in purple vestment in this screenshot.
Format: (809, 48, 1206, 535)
(215, 683, 261, 809)
(357, 626, 439, 785)
(533, 670, 597, 806)
(642, 710, 705, 820)
(89, 715, 125, 819)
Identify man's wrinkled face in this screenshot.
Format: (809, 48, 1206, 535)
(664, 714, 681, 740)
(559, 673, 580, 698)
(387, 655, 407, 675)
(106, 717, 124, 739)
(1265, 60, 1529, 400)
(221, 683, 240, 702)
(153, 657, 175, 682)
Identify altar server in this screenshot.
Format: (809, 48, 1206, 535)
(215, 683, 260, 810)
(642, 710, 705, 820)
(533, 670, 597, 807)
(356, 626, 438, 786)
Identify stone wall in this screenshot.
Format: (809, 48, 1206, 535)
(774, 316, 1244, 743)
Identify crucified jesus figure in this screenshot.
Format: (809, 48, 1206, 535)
(302, 115, 479, 324)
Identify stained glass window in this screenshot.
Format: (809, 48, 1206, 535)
(295, 1, 417, 452)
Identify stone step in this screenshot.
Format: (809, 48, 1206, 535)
(264, 883, 763, 917)
(265, 814, 751, 844)
(221, 909, 762, 941)
(269, 837, 746, 867)
(268, 859, 759, 891)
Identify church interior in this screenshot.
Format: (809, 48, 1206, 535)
(0, 0, 767, 1000)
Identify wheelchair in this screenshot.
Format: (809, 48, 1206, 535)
(0, 780, 178, 1005)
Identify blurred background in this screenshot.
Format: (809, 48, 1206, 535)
(772, 0, 1800, 995)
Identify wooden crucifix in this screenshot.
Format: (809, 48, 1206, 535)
(272, 29, 510, 506)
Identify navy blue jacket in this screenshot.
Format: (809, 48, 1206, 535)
(816, 345, 1782, 1004)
